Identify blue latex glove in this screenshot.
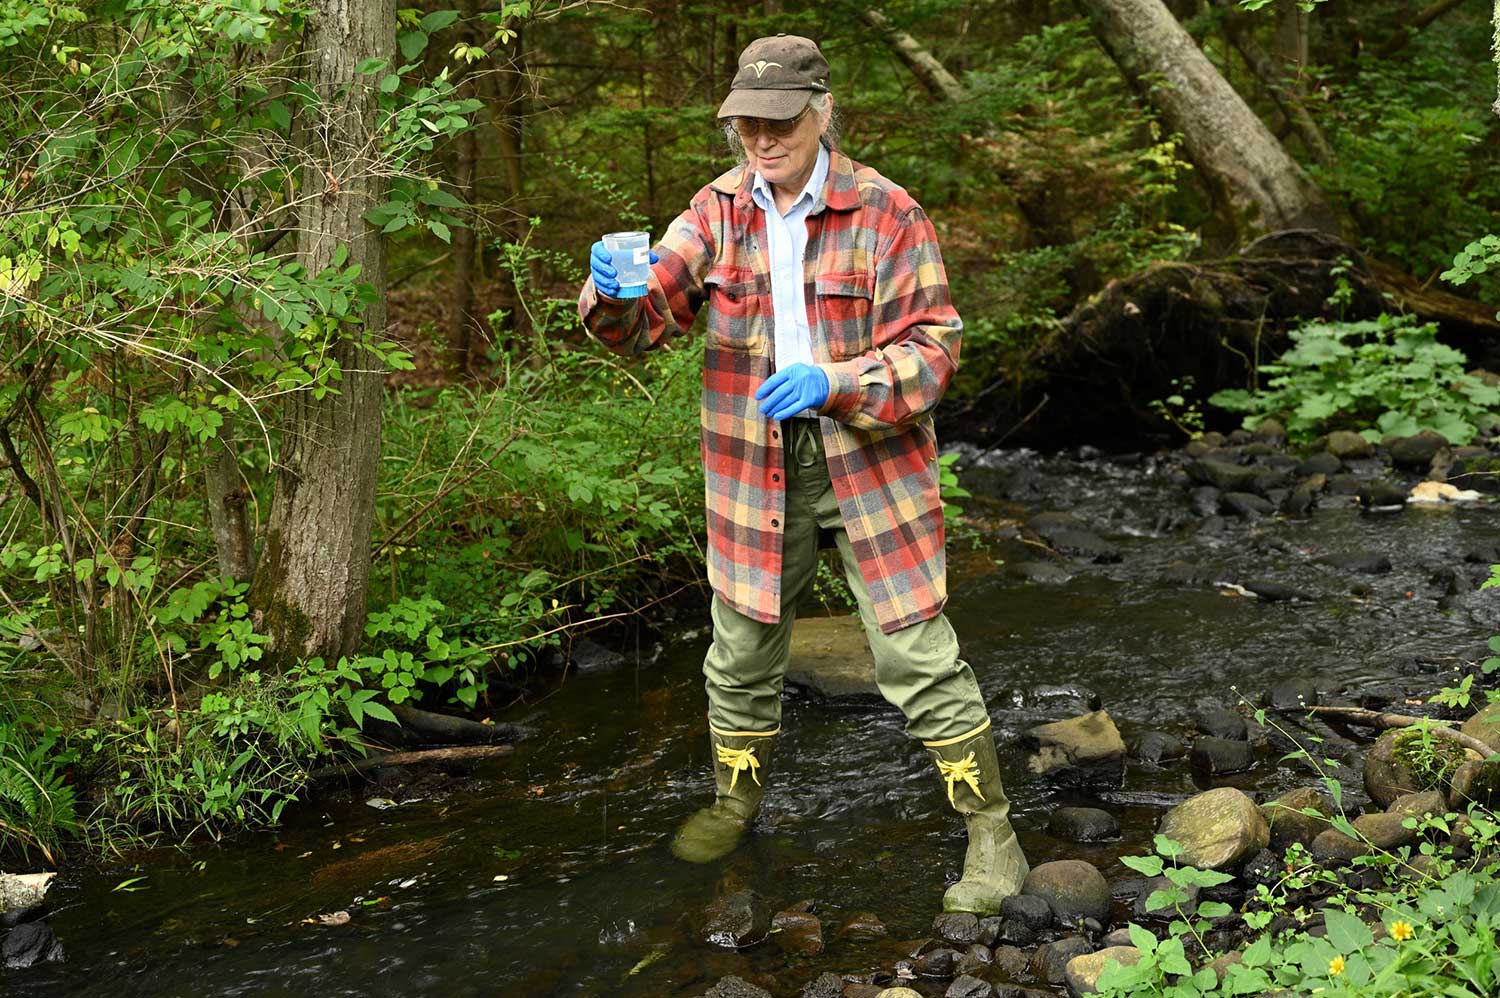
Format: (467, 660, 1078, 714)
(590, 240, 658, 297)
(755, 363, 830, 421)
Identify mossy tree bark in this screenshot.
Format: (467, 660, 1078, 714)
(1075, 0, 1339, 243)
(251, 0, 393, 663)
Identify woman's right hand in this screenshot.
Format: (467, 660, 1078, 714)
(590, 241, 620, 296)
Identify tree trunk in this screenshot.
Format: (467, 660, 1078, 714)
(483, 29, 529, 343)
(446, 0, 481, 375)
(251, 0, 392, 663)
(1075, 0, 1338, 243)
(207, 429, 254, 582)
(1213, 0, 1335, 169)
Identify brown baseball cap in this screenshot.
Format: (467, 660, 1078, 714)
(716, 34, 830, 121)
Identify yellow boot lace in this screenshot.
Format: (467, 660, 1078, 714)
(937, 752, 986, 805)
(716, 744, 762, 792)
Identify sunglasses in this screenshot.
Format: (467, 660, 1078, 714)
(730, 107, 811, 140)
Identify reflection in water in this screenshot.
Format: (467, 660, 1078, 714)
(13, 449, 1497, 996)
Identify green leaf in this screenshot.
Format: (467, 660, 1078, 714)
(428, 219, 451, 243)
(268, 100, 291, 130)
(420, 9, 460, 32)
(1120, 854, 1165, 877)
(1322, 907, 1373, 952)
(1197, 900, 1233, 918)
(356, 57, 389, 74)
(399, 30, 429, 60)
(380, 73, 401, 94)
(1127, 922, 1158, 954)
(363, 700, 398, 724)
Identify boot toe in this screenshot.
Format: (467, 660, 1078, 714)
(671, 807, 750, 864)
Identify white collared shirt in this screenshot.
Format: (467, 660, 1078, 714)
(750, 143, 830, 416)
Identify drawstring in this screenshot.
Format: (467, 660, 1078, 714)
(717, 744, 763, 791)
(936, 753, 986, 805)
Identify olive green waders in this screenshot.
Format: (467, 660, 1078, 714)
(674, 420, 1028, 909)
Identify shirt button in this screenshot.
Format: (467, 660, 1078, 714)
(771, 519, 780, 528)
(772, 473, 780, 482)
(771, 429, 780, 440)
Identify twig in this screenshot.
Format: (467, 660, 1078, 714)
(1279, 705, 1499, 759)
(371, 427, 525, 556)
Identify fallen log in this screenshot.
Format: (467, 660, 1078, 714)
(306, 744, 514, 783)
(1274, 704, 1499, 760)
(390, 703, 524, 744)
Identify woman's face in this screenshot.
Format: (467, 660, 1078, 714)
(744, 104, 827, 195)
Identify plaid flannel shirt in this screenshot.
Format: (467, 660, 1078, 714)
(577, 150, 961, 634)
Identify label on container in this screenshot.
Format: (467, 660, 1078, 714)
(633, 247, 651, 266)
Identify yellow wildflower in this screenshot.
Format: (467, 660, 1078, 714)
(1389, 920, 1414, 942)
(1328, 955, 1346, 976)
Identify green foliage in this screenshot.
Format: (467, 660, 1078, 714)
(1150, 377, 1206, 440)
(0, 716, 80, 863)
(1208, 314, 1500, 445)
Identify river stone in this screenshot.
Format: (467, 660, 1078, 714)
(1040, 526, 1122, 563)
(875, 990, 922, 998)
(945, 973, 996, 997)
(1132, 730, 1186, 765)
(843, 988, 884, 998)
(1187, 458, 1259, 493)
(569, 637, 627, 673)
(916, 946, 961, 978)
(1064, 946, 1142, 997)
(992, 944, 1029, 979)
(1310, 827, 1370, 863)
(836, 911, 887, 942)
(1387, 790, 1447, 822)
(995, 918, 1037, 947)
(1324, 431, 1374, 459)
(1298, 451, 1342, 476)
(1009, 561, 1074, 585)
(1265, 680, 1320, 710)
(1000, 893, 1055, 929)
(1358, 480, 1409, 511)
(1281, 485, 1316, 515)
(1388, 430, 1448, 469)
(1048, 807, 1120, 842)
(933, 912, 981, 946)
(1133, 876, 1198, 921)
(1321, 551, 1393, 574)
(1189, 486, 1221, 518)
(0, 873, 53, 914)
(1157, 788, 1270, 870)
(773, 907, 824, 957)
(956, 944, 993, 977)
(1195, 706, 1248, 740)
(1209, 951, 1245, 984)
(1448, 453, 1500, 494)
(1222, 492, 1273, 517)
(2, 921, 62, 969)
(1262, 787, 1331, 851)
(1238, 579, 1314, 602)
(1191, 737, 1256, 776)
(1449, 759, 1500, 810)
(702, 977, 773, 998)
(1024, 711, 1126, 785)
(1100, 927, 1135, 948)
(1461, 702, 1500, 752)
(1363, 728, 1475, 807)
(1031, 937, 1094, 986)
(784, 615, 878, 699)
(1253, 417, 1287, 442)
(1352, 811, 1419, 850)
(976, 915, 1001, 947)
(1021, 860, 1112, 925)
(702, 890, 770, 949)
(799, 973, 843, 998)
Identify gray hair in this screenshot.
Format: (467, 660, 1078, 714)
(722, 91, 842, 166)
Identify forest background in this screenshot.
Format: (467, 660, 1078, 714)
(1, 0, 1499, 862)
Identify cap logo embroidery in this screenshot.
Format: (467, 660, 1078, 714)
(745, 60, 782, 78)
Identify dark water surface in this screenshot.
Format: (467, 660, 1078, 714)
(10, 447, 1500, 997)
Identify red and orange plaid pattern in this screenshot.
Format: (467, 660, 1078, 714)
(578, 150, 962, 634)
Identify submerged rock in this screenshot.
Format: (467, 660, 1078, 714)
(701, 890, 770, 949)
(1321, 551, 1393, 574)
(1131, 730, 1187, 766)
(1190, 737, 1256, 776)
(1020, 860, 1112, 925)
(1024, 711, 1127, 785)
(784, 615, 879, 699)
(1194, 707, 1248, 741)
(1156, 788, 1269, 870)
(773, 904, 824, 957)
(701, 977, 774, 998)
(836, 911, 887, 943)
(2, 921, 63, 969)
(1048, 807, 1121, 842)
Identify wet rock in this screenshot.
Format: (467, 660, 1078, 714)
(1065, 946, 1141, 997)
(1297, 452, 1342, 476)
(1449, 759, 1500, 810)
(991, 944, 1030, 979)
(916, 946, 961, 978)
(784, 615, 879, 699)
(999, 684, 1102, 718)
(1194, 707, 1248, 741)
(1324, 431, 1374, 460)
(1191, 737, 1256, 776)
(1448, 453, 1500, 494)
(836, 912, 888, 943)
(1048, 807, 1121, 842)
(799, 973, 843, 998)
(1163, 561, 1213, 586)
(1264, 680, 1320, 710)
(1310, 827, 1370, 864)
(995, 918, 1037, 947)
(1239, 848, 1280, 889)
(1350, 812, 1419, 850)
(1221, 492, 1273, 517)
(1235, 579, 1314, 602)
(1100, 927, 1135, 947)
(976, 915, 1001, 947)
(0, 873, 53, 913)
(1261, 787, 1331, 851)
(569, 637, 627, 673)
(955, 944, 993, 977)
(1388, 430, 1448, 469)
(1208, 951, 1244, 984)
(1253, 417, 1287, 442)
(1021, 860, 1112, 925)
(1133, 876, 1198, 921)
(1461, 702, 1500, 751)
(1000, 893, 1055, 930)
(1009, 562, 1074, 585)
(1387, 790, 1447, 822)
(1189, 486, 1221, 517)
(1280, 486, 1316, 515)
(945, 976, 996, 998)
(1027, 515, 1121, 563)
(1358, 480, 1409, 512)
(1321, 551, 1392, 574)
(842, 987, 885, 998)
(1132, 731, 1187, 765)
(702, 890, 770, 949)
(1186, 458, 1259, 493)
(1156, 787, 1270, 870)
(1363, 728, 1472, 807)
(932, 912, 980, 946)
(1024, 711, 1127, 785)
(1031, 936, 1095, 986)
(773, 906, 825, 957)
(2, 921, 63, 969)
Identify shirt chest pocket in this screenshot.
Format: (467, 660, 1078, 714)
(815, 272, 874, 360)
(704, 269, 763, 352)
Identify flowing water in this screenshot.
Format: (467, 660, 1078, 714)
(10, 446, 1500, 997)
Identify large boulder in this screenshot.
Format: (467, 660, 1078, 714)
(1157, 788, 1269, 870)
(1024, 711, 1127, 785)
(1448, 759, 1500, 810)
(1021, 860, 1112, 925)
(1066, 946, 1143, 997)
(1364, 728, 1477, 807)
(784, 615, 878, 699)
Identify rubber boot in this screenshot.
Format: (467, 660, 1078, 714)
(924, 721, 1029, 914)
(671, 725, 777, 863)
